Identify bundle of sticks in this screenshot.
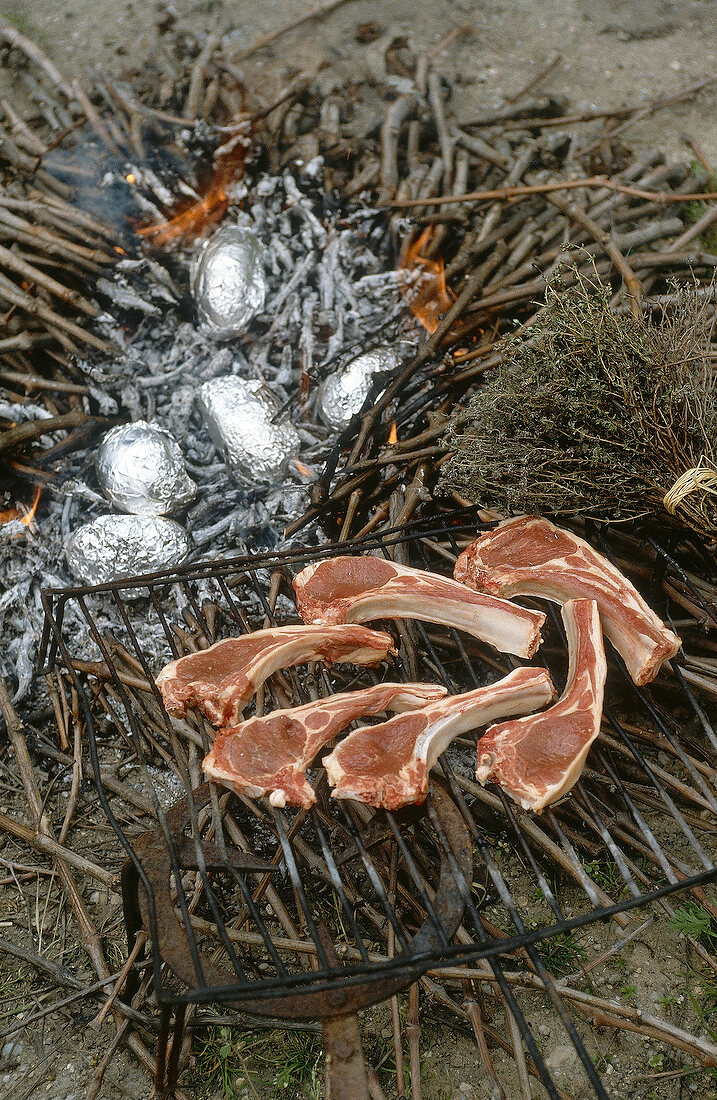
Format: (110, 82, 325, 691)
(288, 68, 717, 539)
(2, 19, 716, 506)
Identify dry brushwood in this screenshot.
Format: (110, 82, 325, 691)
(438, 267, 717, 539)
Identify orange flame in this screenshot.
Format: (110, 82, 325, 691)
(291, 457, 314, 479)
(388, 421, 398, 445)
(137, 144, 247, 249)
(398, 226, 453, 335)
(0, 486, 42, 533)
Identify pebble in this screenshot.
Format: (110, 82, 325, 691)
(545, 1042, 579, 1076)
(1, 1041, 23, 1061)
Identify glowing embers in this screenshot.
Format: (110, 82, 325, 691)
(0, 485, 42, 534)
(137, 136, 249, 249)
(398, 225, 453, 334)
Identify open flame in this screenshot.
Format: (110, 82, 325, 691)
(388, 421, 398, 445)
(137, 141, 248, 249)
(0, 485, 42, 533)
(398, 226, 453, 335)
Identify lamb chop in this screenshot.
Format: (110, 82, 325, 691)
(454, 515, 681, 684)
(476, 598, 607, 812)
(293, 555, 545, 660)
(323, 666, 556, 810)
(156, 624, 396, 726)
(203, 682, 447, 809)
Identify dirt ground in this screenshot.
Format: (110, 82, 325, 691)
(1, 0, 717, 1098)
(1, 0, 716, 166)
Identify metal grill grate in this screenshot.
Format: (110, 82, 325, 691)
(39, 508, 717, 1099)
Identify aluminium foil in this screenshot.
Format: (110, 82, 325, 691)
(197, 376, 299, 484)
(189, 224, 267, 340)
(317, 347, 399, 431)
(65, 515, 191, 585)
(96, 420, 196, 516)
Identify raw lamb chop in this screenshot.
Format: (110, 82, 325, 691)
(476, 598, 607, 812)
(323, 666, 556, 810)
(156, 624, 396, 726)
(293, 556, 545, 660)
(454, 515, 681, 685)
(203, 682, 447, 809)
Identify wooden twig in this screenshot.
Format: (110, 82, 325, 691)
(388, 176, 717, 208)
(0, 274, 114, 352)
(0, 241, 99, 314)
(0, 24, 76, 100)
(462, 979, 505, 1100)
(0, 809, 115, 886)
(406, 983, 422, 1100)
(185, 32, 220, 120)
(505, 53, 562, 104)
(0, 407, 92, 456)
(230, 0, 354, 61)
(91, 931, 148, 1028)
(543, 191, 642, 317)
(427, 70, 453, 193)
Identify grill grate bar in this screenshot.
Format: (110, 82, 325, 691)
(313, 816, 373, 966)
(441, 773, 606, 1100)
(571, 785, 642, 898)
(37, 504, 717, 1097)
(337, 800, 411, 955)
(384, 811, 451, 951)
(605, 704, 713, 871)
(272, 810, 332, 971)
(626, 675, 717, 813)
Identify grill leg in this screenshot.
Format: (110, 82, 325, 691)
(322, 1012, 370, 1100)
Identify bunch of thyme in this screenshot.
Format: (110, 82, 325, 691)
(438, 269, 717, 539)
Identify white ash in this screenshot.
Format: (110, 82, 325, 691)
(1, 166, 421, 698)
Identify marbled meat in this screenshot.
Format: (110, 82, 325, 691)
(293, 555, 545, 660)
(476, 599, 607, 811)
(156, 624, 397, 726)
(323, 666, 556, 810)
(203, 682, 447, 809)
(454, 515, 680, 684)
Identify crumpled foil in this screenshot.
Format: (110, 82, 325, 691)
(317, 347, 399, 430)
(65, 515, 191, 585)
(96, 420, 196, 516)
(197, 376, 299, 483)
(189, 224, 267, 340)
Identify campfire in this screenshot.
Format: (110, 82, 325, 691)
(2, 13, 717, 1100)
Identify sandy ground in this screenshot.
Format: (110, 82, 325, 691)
(1, 1, 717, 1099)
(1, 0, 716, 165)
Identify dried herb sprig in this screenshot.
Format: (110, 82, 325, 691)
(438, 268, 717, 538)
